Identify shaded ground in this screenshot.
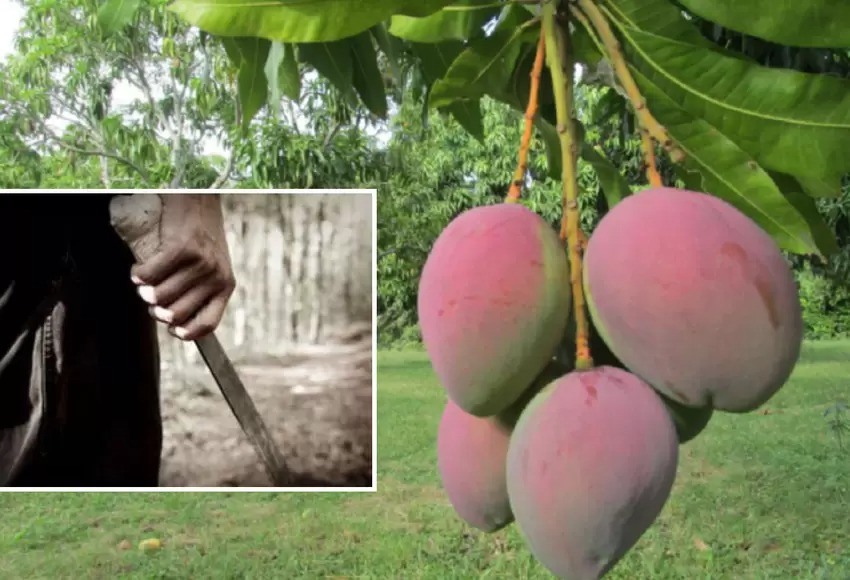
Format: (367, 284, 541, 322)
(158, 330, 372, 488)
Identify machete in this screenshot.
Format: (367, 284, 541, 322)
(109, 193, 292, 487)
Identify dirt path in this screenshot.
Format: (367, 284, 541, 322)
(158, 337, 372, 487)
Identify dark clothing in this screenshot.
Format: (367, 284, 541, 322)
(0, 194, 162, 486)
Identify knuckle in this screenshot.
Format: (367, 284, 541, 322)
(210, 267, 231, 287)
(177, 240, 200, 259)
(198, 254, 216, 273)
(181, 242, 207, 264)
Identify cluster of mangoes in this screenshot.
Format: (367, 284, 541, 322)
(417, 187, 804, 579)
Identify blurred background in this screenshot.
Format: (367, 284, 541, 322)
(157, 192, 373, 487)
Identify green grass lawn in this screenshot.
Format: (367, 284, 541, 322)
(1, 341, 849, 579)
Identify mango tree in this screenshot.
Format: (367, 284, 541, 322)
(111, 0, 850, 576)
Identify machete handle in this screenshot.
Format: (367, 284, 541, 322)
(109, 193, 164, 262)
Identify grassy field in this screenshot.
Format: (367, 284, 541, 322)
(1, 341, 849, 579)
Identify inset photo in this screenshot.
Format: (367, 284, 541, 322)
(0, 190, 375, 491)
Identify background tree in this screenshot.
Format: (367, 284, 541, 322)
(0, 0, 241, 189)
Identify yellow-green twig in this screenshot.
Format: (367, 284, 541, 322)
(542, 0, 593, 370)
(640, 129, 663, 187)
(506, 30, 546, 203)
(574, 0, 685, 168)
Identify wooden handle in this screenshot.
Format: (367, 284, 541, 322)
(108, 194, 164, 263)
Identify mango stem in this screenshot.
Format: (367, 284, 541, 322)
(506, 30, 546, 204)
(573, 0, 685, 171)
(542, 0, 593, 370)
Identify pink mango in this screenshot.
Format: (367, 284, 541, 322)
(584, 187, 803, 412)
(437, 361, 569, 532)
(437, 400, 513, 532)
(507, 367, 679, 579)
(418, 203, 571, 416)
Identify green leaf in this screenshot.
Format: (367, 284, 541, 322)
(169, 0, 455, 43)
(395, 3, 460, 17)
(221, 37, 243, 66)
(785, 192, 840, 259)
(265, 42, 301, 110)
(446, 101, 485, 143)
(411, 40, 464, 83)
(388, 0, 498, 43)
(510, 40, 554, 108)
(571, 16, 604, 68)
(674, 165, 703, 192)
(493, 1, 534, 28)
(349, 32, 388, 118)
(768, 172, 839, 257)
(580, 145, 632, 210)
(633, 69, 820, 256)
(431, 8, 564, 175)
(483, 42, 562, 178)
(371, 23, 404, 88)
(298, 40, 356, 102)
(428, 8, 537, 109)
(606, 0, 715, 46)
(790, 173, 843, 199)
(616, 25, 850, 180)
(676, 0, 850, 48)
(222, 37, 271, 130)
(588, 89, 628, 126)
(411, 41, 484, 141)
(97, 0, 141, 36)
(528, 116, 561, 179)
(444, 36, 561, 177)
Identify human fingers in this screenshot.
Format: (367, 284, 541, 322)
(169, 293, 229, 341)
(130, 244, 194, 286)
(147, 279, 218, 327)
(137, 260, 212, 307)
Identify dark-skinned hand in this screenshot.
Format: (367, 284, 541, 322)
(130, 194, 236, 341)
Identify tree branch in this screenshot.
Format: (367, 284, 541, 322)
(287, 100, 302, 135)
(322, 119, 343, 148)
(210, 146, 236, 189)
(98, 154, 112, 188)
(54, 140, 151, 183)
